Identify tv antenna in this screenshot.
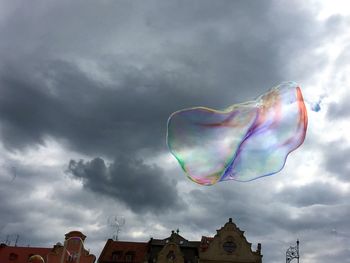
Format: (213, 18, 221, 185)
(3, 234, 19, 246)
(107, 216, 125, 241)
(14, 235, 19, 246)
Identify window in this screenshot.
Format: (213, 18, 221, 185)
(9, 253, 18, 261)
(223, 237, 237, 254)
(112, 251, 123, 261)
(67, 252, 78, 262)
(125, 251, 135, 262)
(166, 251, 176, 261)
(67, 253, 78, 262)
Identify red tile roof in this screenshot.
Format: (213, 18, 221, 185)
(200, 236, 214, 252)
(0, 244, 51, 263)
(99, 239, 148, 263)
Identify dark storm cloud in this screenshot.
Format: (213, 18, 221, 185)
(67, 156, 184, 213)
(0, 60, 196, 155)
(0, 1, 345, 262)
(0, 0, 331, 157)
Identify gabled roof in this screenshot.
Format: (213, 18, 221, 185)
(200, 236, 214, 252)
(0, 244, 51, 263)
(199, 218, 262, 262)
(98, 239, 148, 263)
(150, 231, 200, 248)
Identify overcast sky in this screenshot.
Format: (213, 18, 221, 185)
(0, 1, 350, 262)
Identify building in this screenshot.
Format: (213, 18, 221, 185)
(147, 231, 200, 263)
(198, 218, 262, 263)
(98, 218, 262, 263)
(0, 231, 96, 263)
(0, 243, 51, 263)
(47, 231, 96, 263)
(99, 240, 148, 263)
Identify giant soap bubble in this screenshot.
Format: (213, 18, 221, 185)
(28, 255, 45, 263)
(167, 82, 308, 185)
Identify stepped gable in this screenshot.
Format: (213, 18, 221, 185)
(199, 218, 262, 263)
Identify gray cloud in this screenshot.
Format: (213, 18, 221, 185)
(0, 60, 193, 155)
(328, 99, 350, 120)
(139, 178, 350, 263)
(277, 183, 344, 207)
(0, 0, 332, 157)
(319, 249, 350, 263)
(0, 1, 348, 263)
(67, 156, 184, 213)
(323, 141, 350, 181)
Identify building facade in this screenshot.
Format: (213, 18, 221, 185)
(47, 231, 96, 263)
(0, 231, 96, 263)
(198, 218, 262, 263)
(0, 244, 51, 263)
(98, 218, 262, 263)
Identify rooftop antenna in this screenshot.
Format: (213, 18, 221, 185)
(286, 240, 299, 263)
(107, 216, 125, 241)
(14, 235, 19, 246)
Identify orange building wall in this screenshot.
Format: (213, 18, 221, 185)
(47, 231, 96, 263)
(0, 244, 51, 263)
(0, 231, 95, 263)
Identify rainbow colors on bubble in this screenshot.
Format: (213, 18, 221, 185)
(166, 82, 308, 185)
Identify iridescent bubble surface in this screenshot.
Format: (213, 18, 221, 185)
(167, 82, 308, 185)
(311, 102, 321, 112)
